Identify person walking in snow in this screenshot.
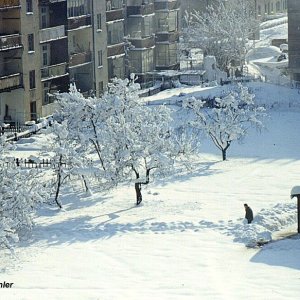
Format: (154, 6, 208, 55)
(244, 203, 253, 224)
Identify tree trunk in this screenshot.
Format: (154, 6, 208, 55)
(135, 182, 142, 206)
(54, 155, 63, 209)
(222, 149, 227, 161)
(82, 175, 89, 192)
(54, 173, 62, 209)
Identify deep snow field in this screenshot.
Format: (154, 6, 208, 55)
(1, 81, 300, 300)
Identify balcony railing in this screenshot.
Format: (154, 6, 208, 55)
(156, 32, 179, 43)
(40, 0, 66, 4)
(107, 43, 125, 57)
(0, 0, 20, 9)
(106, 9, 124, 22)
(39, 25, 66, 43)
(41, 62, 68, 80)
(0, 34, 22, 51)
(0, 73, 22, 92)
(129, 36, 155, 49)
(68, 15, 92, 30)
(154, 0, 179, 11)
(127, 3, 154, 16)
(69, 51, 92, 67)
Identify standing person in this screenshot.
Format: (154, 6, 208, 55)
(244, 203, 253, 224)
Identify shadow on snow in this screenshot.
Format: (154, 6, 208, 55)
(250, 235, 300, 271)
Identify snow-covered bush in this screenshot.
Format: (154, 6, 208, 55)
(0, 139, 48, 249)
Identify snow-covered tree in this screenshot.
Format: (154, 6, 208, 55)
(44, 121, 93, 208)
(0, 139, 48, 249)
(183, 84, 266, 161)
(183, 0, 258, 71)
(57, 79, 186, 205)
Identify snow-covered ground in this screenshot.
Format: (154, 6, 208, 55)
(1, 85, 300, 299)
(246, 16, 289, 85)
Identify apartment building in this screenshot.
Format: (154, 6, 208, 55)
(154, 0, 180, 71)
(126, 0, 156, 85)
(106, 0, 125, 80)
(0, 0, 180, 125)
(126, 0, 180, 86)
(288, 0, 300, 82)
(0, 0, 108, 124)
(0, 0, 41, 124)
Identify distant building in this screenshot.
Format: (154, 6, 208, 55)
(181, 0, 287, 21)
(255, 0, 287, 20)
(0, 0, 180, 125)
(288, 0, 300, 82)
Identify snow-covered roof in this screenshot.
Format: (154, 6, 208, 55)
(290, 186, 300, 198)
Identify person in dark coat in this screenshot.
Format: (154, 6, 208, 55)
(244, 203, 253, 224)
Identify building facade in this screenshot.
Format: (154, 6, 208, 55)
(126, 0, 180, 87)
(0, 0, 180, 125)
(288, 0, 300, 82)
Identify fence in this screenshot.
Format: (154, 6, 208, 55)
(2, 158, 67, 169)
(0, 125, 30, 136)
(1, 116, 53, 142)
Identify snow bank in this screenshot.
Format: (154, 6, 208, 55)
(226, 203, 297, 247)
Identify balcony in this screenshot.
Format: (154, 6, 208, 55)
(154, 0, 179, 11)
(106, 9, 124, 22)
(69, 51, 92, 68)
(0, 34, 22, 51)
(39, 25, 66, 43)
(107, 43, 125, 57)
(0, 73, 22, 92)
(68, 15, 92, 31)
(0, 0, 20, 9)
(129, 36, 155, 49)
(40, 0, 66, 4)
(41, 62, 68, 81)
(156, 32, 179, 43)
(127, 3, 154, 16)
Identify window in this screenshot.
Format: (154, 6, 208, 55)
(26, 0, 33, 13)
(29, 70, 36, 89)
(98, 50, 103, 67)
(30, 101, 37, 121)
(97, 14, 102, 30)
(28, 34, 34, 52)
(41, 7, 49, 28)
(42, 45, 48, 66)
(99, 81, 103, 93)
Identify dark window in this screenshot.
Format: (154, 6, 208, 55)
(98, 50, 102, 66)
(26, 0, 33, 13)
(99, 81, 103, 93)
(29, 70, 36, 89)
(28, 34, 34, 51)
(30, 101, 37, 121)
(97, 14, 102, 30)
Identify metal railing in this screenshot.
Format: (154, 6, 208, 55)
(0, 34, 22, 51)
(0, 0, 20, 9)
(0, 73, 22, 92)
(39, 25, 66, 43)
(41, 62, 68, 80)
